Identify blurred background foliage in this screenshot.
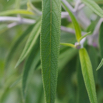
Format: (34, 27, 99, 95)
(0, 0, 103, 103)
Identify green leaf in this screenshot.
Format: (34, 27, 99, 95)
(78, 32, 91, 42)
(5, 25, 34, 69)
(22, 40, 40, 100)
(27, 1, 41, 15)
(0, 9, 34, 16)
(41, 0, 61, 102)
(99, 23, 103, 58)
(77, 60, 90, 103)
(81, 0, 103, 18)
(98, 61, 103, 87)
(86, 19, 99, 33)
(0, 24, 8, 34)
(60, 43, 75, 48)
(62, 1, 82, 41)
(96, 59, 103, 71)
(10, 76, 21, 88)
(87, 46, 98, 82)
(15, 21, 41, 68)
(79, 48, 97, 103)
(15, 0, 21, 9)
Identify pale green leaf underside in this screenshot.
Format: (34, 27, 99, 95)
(96, 59, 103, 71)
(41, 0, 61, 103)
(79, 48, 97, 103)
(62, 1, 82, 42)
(82, 0, 103, 18)
(15, 21, 41, 68)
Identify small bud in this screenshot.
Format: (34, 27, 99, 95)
(75, 42, 81, 49)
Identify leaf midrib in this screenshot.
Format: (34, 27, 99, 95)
(49, 0, 52, 102)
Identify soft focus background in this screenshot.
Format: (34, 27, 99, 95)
(0, 0, 103, 103)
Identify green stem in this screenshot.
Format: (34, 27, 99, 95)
(60, 43, 75, 48)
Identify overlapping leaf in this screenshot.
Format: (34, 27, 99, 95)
(41, 0, 61, 102)
(5, 25, 34, 69)
(15, 21, 41, 68)
(22, 39, 40, 99)
(88, 46, 98, 82)
(96, 59, 103, 71)
(82, 0, 103, 18)
(62, 1, 82, 41)
(79, 48, 97, 103)
(77, 60, 90, 103)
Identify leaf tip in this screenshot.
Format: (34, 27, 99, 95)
(15, 61, 20, 68)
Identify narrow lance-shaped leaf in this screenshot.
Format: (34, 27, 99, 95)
(22, 44, 40, 100)
(88, 46, 98, 82)
(15, 21, 41, 68)
(41, 0, 61, 102)
(77, 59, 90, 103)
(0, 24, 8, 34)
(78, 32, 91, 42)
(5, 25, 34, 69)
(81, 0, 103, 18)
(0, 10, 34, 16)
(96, 59, 103, 71)
(15, 0, 21, 9)
(97, 21, 103, 88)
(79, 48, 97, 103)
(62, 0, 82, 41)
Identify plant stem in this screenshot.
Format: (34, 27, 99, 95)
(0, 16, 35, 24)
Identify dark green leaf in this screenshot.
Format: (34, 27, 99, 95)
(41, 0, 61, 102)
(99, 23, 103, 58)
(87, 46, 98, 82)
(22, 39, 40, 100)
(59, 48, 78, 71)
